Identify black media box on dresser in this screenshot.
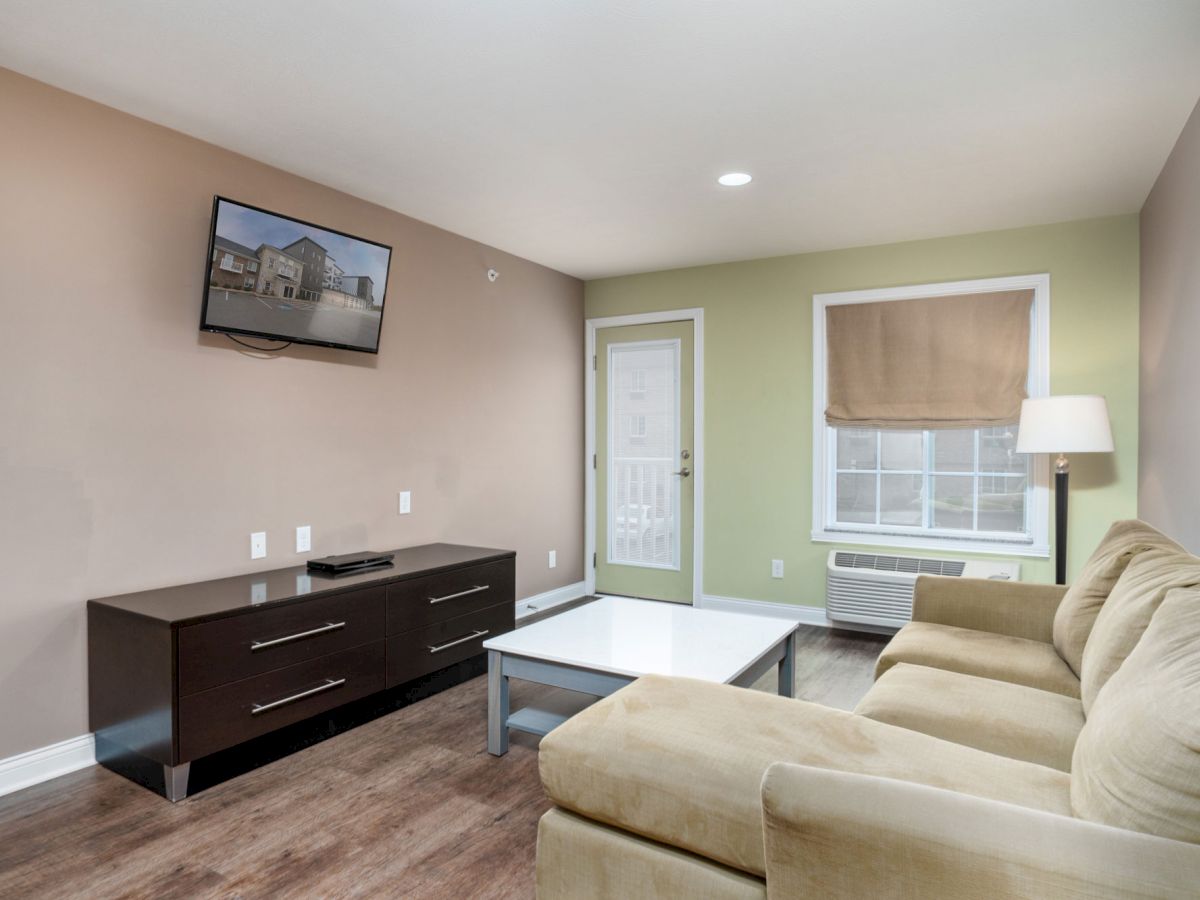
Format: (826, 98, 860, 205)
(88, 543, 515, 800)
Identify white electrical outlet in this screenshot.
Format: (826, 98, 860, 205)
(296, 525, 311, 553)
(548, 550, 557, 569)
(250, 532, 267, 560)
(398, 491, 412, 515)
(771, 559, 784, 579)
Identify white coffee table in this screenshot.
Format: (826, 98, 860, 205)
(483, 596, 798, 755)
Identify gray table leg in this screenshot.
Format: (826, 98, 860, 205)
(487, 649, 510, 756)
(777, 631, 796, 698)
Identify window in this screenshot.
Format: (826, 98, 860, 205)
(813, 275, 1050, 557)
(629, 414, 647, 439)
(631, 369, 647, 395)
(268, 257, 275, 269)
(833, 426, 1028, 534)
(247, 261, 258, 273)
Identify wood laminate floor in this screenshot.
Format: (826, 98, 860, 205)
(0, 615, 886, 900)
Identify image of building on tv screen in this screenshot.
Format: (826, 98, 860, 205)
(205, 200, 391, 351)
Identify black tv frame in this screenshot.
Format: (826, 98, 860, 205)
(199, 195, 393, 354)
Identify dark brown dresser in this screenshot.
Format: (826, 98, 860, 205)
(88, 543, 515, 800)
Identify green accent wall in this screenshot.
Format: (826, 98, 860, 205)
(585, 215, 1140, 607)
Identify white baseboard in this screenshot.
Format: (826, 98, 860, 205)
(699, 594, 831, 626)
(516, 581, 589, 620)
(0, 734, 95, 798)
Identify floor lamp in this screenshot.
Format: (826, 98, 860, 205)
(1016, 396, 1114, 585)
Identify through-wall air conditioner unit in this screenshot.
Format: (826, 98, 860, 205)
(825, 551, 1020, 632)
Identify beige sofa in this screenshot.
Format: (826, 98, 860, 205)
(535, 521, 1200, 898)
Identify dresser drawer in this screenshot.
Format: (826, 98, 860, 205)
(385, 559, 514, 634)
(386, 602, 514, 687)
(178, 586, 384, 696)
(178, 641, 384, 761)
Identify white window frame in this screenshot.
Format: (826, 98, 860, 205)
(811, 274, 1051, 558)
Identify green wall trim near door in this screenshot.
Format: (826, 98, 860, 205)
(584, 215, 1140, 607)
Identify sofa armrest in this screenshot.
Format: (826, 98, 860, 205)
(912, 575, 1066, 642)
(761, 763, 1200, 899)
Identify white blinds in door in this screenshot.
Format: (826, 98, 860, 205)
(608, 340, 680, 570)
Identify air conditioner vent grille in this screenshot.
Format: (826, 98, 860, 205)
(832, 552, 966, 578)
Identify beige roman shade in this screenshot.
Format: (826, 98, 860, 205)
(824, 290, 1033, 429)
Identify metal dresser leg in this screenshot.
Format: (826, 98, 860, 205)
(164, 762, 190, 802)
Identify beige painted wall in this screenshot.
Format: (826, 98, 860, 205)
(587, 216, 1141, 606)
(1139, 98, 1200, 552)
(0, 68, 583, 759)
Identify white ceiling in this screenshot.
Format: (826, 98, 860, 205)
(3, 1, 1199, 280)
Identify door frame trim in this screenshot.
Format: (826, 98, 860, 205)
(585, 308, 705, 604)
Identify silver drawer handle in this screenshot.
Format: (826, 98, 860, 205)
(428, 585, 490, 605)
(428, 629, 489, 654)
(251, 678, 346, 715)
(251, 621, 346, 651)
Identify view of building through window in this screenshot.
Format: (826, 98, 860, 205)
(832, 425, 1029, 537)
(609, 343, 678, 568)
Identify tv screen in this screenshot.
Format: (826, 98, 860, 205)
(200, 196, 392, 353)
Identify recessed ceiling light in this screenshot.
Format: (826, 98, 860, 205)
(717, 172, 752, 187)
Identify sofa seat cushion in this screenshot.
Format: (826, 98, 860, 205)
(1073, 588, 1200, 844)
(1052, 520, 1180, 678)
(855, 663, 1084, 771)
(875, 621, 1080, 698)
(1079, 546, 1200, 714)
(539, 674, 1071, 878)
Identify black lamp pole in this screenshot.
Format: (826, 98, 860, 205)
(1054, 454, 1069, 585)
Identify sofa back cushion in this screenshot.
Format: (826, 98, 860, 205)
(1053, 520, 1180, 677)
(1071, 588, 1200, 843)
(1079, 547, 1200, 714)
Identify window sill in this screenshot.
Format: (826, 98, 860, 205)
(811, 529, 1050, 559)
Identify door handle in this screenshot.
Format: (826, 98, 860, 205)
(672, 467, 691, 477)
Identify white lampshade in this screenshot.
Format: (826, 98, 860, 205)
(1016, 395, 1114, 454)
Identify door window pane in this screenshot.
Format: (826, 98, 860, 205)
(836, 473, 876, 524)
(609, 342, 677, 568)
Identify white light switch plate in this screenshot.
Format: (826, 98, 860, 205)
(548, 550, 557, 569)
(250, 532, 267, 560)
(771, 559, 784, 579)
(296, 525, 311, 553)
(398, 491, 411, 515)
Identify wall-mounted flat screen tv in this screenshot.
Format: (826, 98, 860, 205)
(200, 196, 392, 353)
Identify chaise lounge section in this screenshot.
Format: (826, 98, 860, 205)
(534, 521, 1200, 898)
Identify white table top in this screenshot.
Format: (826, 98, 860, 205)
(483, 596, 798, 683)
